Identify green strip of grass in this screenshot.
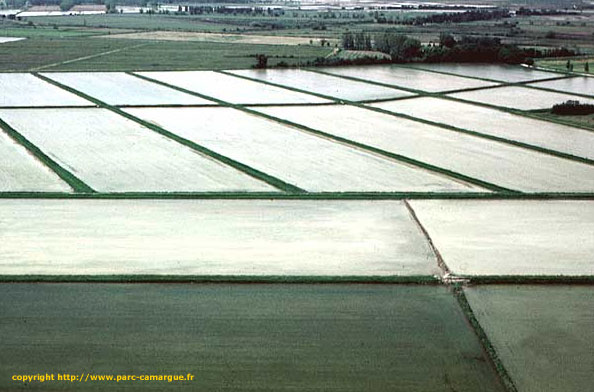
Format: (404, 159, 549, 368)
(464, 275, 594, 285)
(33, 73, 305, 194)
(0, 118, 95, 193)
(0, 275, 440, 284)
(0, 105, 97, 109)
(453, 286, 518, 392)
(0, 191, 594, 199)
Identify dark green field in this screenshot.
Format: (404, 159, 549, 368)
(0, 284, 505, 391)
(0, 35, 332, 71)
(465, 285, 594, 392)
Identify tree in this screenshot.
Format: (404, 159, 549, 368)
(341, 32, 354, 49)
(585, 62, 590, 73)
(375, 32, 421, 61)
(59, 0, 74, 12)
(439, 32, 456, 49)
(566, 60, 571, 70)
(254, 54, 268, 69)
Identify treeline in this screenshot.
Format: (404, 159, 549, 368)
(516, 8, 580, 16)
(186, 6, 284, 16)
(552, 101, 594, 115)
(375, 8, 509, 25)
(342, 31, 577, 64)
(342, 31, 421, 60)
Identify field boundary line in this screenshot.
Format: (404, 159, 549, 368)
(464, 275, 594, 285)
(0, 105, 97, 110)
(308, 68, 594, 134)
(131, 71, 511, 193)
(29, 43, 149, 72)
(117, 102, 341, 108)
(33, 73, 305, 194)
(221, 70, 594, 168)
(403, 200, 451, 280)
(1, 191, 594, 199)
(0, 275, 440, 284)
(0, 117, 95, 193)
(454, 287, 518, 392)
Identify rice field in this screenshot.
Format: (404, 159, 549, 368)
(0, 129, 71, 192)
(135, 71, 329, 105)
(408, 200, 594, 276)
(0, 73, 91, 107)
(41, 72, 212, 106)
(0, 108, 274, 192)
(465, 285, 594, 392)
(0, 199, 439, 276)
(0, 64, 592, 391)
(0, 284, 505, 391)
(408, 63, 558, 83)
(227, 68, 413, 101)
(319, 65, 498, 92)
(527, 76, 594, 98)
(258, 104, 594, 192)
(371, 96, 594, 160)
(126, 106, 479, 192)
(448, 85, 594, 110)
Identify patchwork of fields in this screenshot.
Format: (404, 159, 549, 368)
(0, 64, 593, 391)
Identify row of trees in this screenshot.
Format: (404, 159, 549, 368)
(552, 100, 594, 115)
(375, 8, 509, 25)
(341, 31, 577, 64)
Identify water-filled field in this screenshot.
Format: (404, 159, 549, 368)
(449, 85, 594, 110)
(136, 71, 329, 104)
(126, 106, 478, 192)
(0, 73, 91, 107)
(408, 63, 557, 83)
(528, 76, 594, 97)
(409, 200, 594, 276)
(320, 65, 497, 92)
(41, 72, 212, 106)
(0, 129, 71, 192)
(0, 199, 439, 276)
(371, 97, 594, 160)
(228, 68, 413, 101)
(0, 108, 274, 192)
(258, 104, 594, 192)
